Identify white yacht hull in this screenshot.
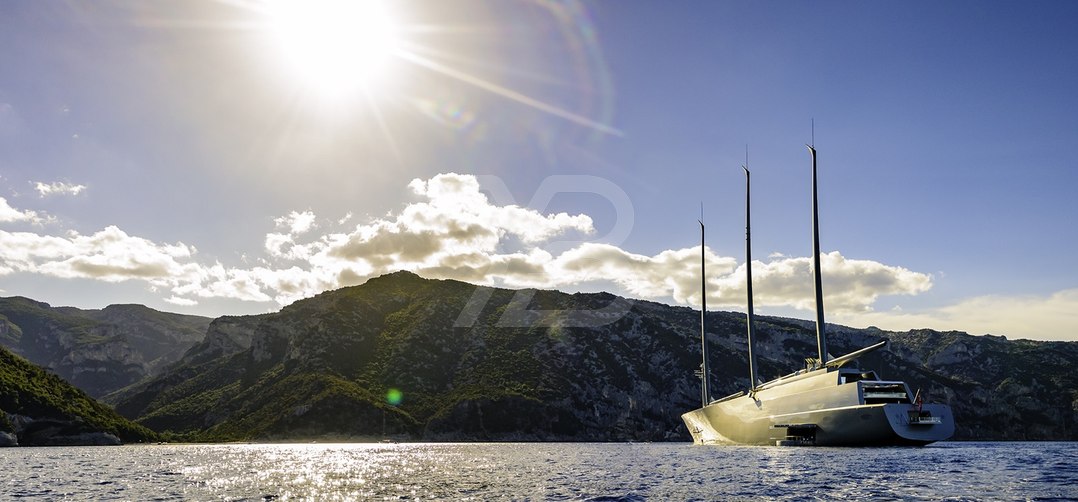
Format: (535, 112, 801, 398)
(681, 367, 955, 446)
(683, 401, 954, 446)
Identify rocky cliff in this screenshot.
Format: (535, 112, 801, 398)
(0, 345, 158, 446)
(111, 271, 1078, 442)
(0, 297, 211, 398)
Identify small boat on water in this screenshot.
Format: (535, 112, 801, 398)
(681, 145, 955, 446)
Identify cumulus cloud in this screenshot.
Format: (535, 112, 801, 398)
(0, 225, 197, 283)
(164, 295, 199, 307)
(11, 172, 1077, 341)
(726, 252, 932, 313)
(34, 181, 86, 197)
(1, 172, 941, 323)
(274, 210, 316, 235)
(549, 243, 737, 303)
(403, 174, 593, 244)
(164, 173, 928, 315)
(0, 196, 41, 224)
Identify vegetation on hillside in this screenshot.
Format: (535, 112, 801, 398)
(0, 297, 105, 346)
(13, 272, 1078, 442)
(0, 345, 159, 443)
(0, 407, 13, 433)
(0, 296, 210, 398)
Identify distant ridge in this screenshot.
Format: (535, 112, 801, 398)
(0, 297, 210, 397)
(105, 271, 1077, 442)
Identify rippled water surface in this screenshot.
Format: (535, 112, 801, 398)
(2, 442, 1076, 500)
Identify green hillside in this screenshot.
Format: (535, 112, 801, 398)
(75, 271, 1078, 442)
(0, 296, 210, 398)
(0, 345, 159, 445)
(115, 272, 644, 441)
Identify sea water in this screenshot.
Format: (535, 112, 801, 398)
(2, 442, 1075, 500)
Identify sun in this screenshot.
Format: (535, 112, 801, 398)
(263, 0, 401, 100)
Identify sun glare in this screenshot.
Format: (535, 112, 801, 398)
(264, 0, 401, 100)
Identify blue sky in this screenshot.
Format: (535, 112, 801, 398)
(1, 1, 1075, 341)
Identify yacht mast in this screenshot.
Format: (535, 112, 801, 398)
(808, 144, 829, 365)
(743, 166, 760, 390)
(698, 220, 711, 406)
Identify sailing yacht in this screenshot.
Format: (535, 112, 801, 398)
(681, 145, 955, 446)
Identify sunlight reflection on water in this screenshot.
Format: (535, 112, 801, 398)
(1, 442, 1076, 500)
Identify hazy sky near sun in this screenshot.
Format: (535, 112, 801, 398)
(1, 1, 1076, 341)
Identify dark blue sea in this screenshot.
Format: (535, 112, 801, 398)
(2, 442, 1075, 500)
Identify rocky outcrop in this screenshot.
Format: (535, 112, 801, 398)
(0, 346, 159, 445)
(0, 410, 15, 446)
(10, 415, 122, 446)
(175, 315, 258, 367)
(0, 297, 210, 397)
(113, 271, 1078, 442)
(883, 330, 1078, 440)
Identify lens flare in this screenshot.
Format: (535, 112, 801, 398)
(386, 388, 403, 406)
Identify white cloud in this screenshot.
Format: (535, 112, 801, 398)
(405, 174, 593, 244)
(1, 172, 948, 331)
(175, 173, 927, 318)
(0, 225, 196, 283)
(264, 232, 293, 258)
(170, 263, 275, 303)
(133, 172, 601, 306)
(274, 210, 316, 235)
(7, 173, 1076, 342)
(549, 242, 737, 303)
(731, 252, 933, 313)
(0, 196, 40, 223)
(34, 181, 86, 197)
(164, 295, 199, 307)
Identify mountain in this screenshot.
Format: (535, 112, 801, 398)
(0, 297, 211, 398)
(0, 344, 158, 446)
(111, 271, 1078, 442)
